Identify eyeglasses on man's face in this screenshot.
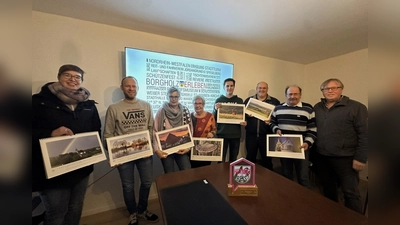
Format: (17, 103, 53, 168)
(321, 86, 342, 92)
(193, 102, 203, 105)
(62, 73, 82, 81)
(169, 96, 180, 99)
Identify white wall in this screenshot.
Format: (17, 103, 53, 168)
(32, 11, 306, 216)
(304, 49, 368, 106)
(0, 5, 31, 82)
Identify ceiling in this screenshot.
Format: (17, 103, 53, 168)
(32, 0, 368, 64)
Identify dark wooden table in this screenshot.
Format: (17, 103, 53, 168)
(155, 163, 368, 225)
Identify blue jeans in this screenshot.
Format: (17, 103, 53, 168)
(315, 153, 362, 213)
(222, 138, 240, 162)
(117, 157, 153, 214)
(280, 150, 310, 188)
(39, 175, 89, 225)
(161, 153, 191, 173)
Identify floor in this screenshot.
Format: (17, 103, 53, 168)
(80, 198, 164, 225)
(80, 158, 368, 225)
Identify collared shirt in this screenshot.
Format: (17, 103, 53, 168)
(282, 102, 303, 107)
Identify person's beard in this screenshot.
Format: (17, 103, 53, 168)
(124, 92, 136, 100)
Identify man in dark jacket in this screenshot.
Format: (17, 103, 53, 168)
(244, 81, 280, 170)
(314, 78, 368, 214)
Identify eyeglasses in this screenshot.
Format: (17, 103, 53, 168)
(62, 73, 82, 81)
(169, 96, 180, 99)
(321, 86, 342, 92)
(193, 102, 203, 105)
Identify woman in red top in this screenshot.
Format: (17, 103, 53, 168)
(190, 95, 217, 168)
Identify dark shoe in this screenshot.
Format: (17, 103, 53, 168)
(128, 213, 138, 225)
(137, 210, 159, 223)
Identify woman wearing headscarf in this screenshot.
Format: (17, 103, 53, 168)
(32, 64, 101, 225)
(153, 86, 192, 173)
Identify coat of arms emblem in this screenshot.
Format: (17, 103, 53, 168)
(233, 165, 251, 184)
(229, 158, 255, 192)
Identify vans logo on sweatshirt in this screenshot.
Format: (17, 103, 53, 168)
(122, 110, 145, 119)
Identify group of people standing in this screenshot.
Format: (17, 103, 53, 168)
(244, 79, 367, 215)
(32, 64, 367, 225)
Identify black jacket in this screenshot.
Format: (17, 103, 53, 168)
(32, 83, 101, 191)
(244, 95, 280, 136)
(314, 96, 368, 163)
(213, 95, 244, 138)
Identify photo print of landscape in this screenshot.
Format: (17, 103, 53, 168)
(108, 131, 151, 160)
(39, 132, 106, 178)
(106, 130, 153, 166)
(245, 98, 275, 121)
(156, 124, 194, 154)
(45, 134, 103, 168)
(217, 103, 245, 124)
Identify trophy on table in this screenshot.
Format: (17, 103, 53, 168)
(228, 158, 258, 196)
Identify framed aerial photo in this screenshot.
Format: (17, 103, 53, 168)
(155, 124, 194, 155)
(266, 134, 305, 159)
(191, 137, 223, 161)
(217, 103, 245, 124)
(245, 98, 275, 121)
(39, 131, 106, 179)
(105, 130, 153, 167)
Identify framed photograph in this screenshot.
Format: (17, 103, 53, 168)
(217, 103, 245, 124)
(39, 131, 106, 179)
(191, 138, 223, 161)
(266, 134, 305, 159)
(155, 124, 194, 155)
(245, 98, 275, 121)
(105, 130, 153, 167)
